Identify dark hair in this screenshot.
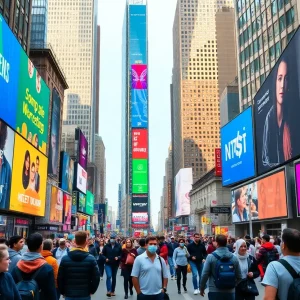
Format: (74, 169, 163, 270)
(262, 234, 270, 242)
(0, 238, 8, 246)
(43, 239, 53, 251)
(126, 239, 133, 248)
(274, 237, 281, 246)
(146, 237, 157, 244)
(234, 188, 242, 205)
(36, 156, 39, 162)
(139, 238, 146, 247)
(75, 231, 87, 246)
(216, 235, 227, 247)
(194, 233, 200, 237)
(179, 238, 185, 243)
(0, 121, 8, 150)
(159, 236, 165, 240)
(282, 228, 300, 252)
(27, 233, 43, 252)
(23, 150, 30, 174)
(31, 162, 35, 169)
(9, 236, 23, 248)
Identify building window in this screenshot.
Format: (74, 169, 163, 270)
(278, 0, 283, 11)
(260, 74, 265, 85)
(263, 30, 268, 46)
(242, 86, 248, 99)
(279, 15, 286, 33)
(268, 25, 274, 42)
(275, 41, 281, 59)
(286, 8, 295, 28)
(271, 0, 277, 16)
(269, 46, 275, 61)
(274, 21, 279, 37)
(265, 50, 269, 65)
(287, 30, 295, 42)
(260, 54, 264, 69)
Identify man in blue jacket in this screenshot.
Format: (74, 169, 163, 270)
(167, 236, 179, 279)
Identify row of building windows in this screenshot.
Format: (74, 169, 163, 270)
(236, 0, 289, 14)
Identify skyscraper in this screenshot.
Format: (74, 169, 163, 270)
(30, 0, 47, 47)
(95, 135, 106, 204)
(235, 0, 298, 110)
(171, 0, 233, 182)
(47, 0, 98, 161)
(121, 0, 149, 232)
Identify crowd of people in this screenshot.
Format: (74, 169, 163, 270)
(0, 228, 299, 300)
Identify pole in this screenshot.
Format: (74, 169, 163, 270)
(249, 204, 253, 238)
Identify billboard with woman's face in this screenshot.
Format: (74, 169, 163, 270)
(254, 29, 300, 175)
(60, 152, 74, 194)
(49, 186, 63, 223)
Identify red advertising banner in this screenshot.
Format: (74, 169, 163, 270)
(132, 224, 148, 229)
(215, 148, 222, 176)
(132, 129, 148, 159)
(132, 212, 148, 224)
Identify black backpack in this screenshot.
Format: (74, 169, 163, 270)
(263, 249, 278, 269)
(278, 259, 300, 300)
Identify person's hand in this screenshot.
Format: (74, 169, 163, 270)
(106, 259, 109, 262)
(175, 266, 178, 269)
(115, 257, 119, 260)
(192, 256, 196, 260)
(202, 259, 206, 263)
(130, 253, 136, 257)
(248, 272, 253, 278)
(200, 289, 205, 297)
(161, 289, 165, 293)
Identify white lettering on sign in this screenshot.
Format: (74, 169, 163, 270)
(225, 128, 247, 161)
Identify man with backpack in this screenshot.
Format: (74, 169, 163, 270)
(8, 235, 24, 273)
(256, 234, 279, 281)
(262, 228, 300, 300)
(199, 234, 242, 300)
(11, 233, 57, 300)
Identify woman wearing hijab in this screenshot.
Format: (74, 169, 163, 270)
(234, 239, 260, 300)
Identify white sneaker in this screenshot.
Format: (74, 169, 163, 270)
(197, 289, 200, 294)
(194, 289, 198, 295)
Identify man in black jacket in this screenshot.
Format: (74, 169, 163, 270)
(57, 231, 100, 300)
(102, 234, 122, 297)
(167, 236, 179, 279)
(187, 233, 207, 295)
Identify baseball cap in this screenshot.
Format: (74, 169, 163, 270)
(244, 234, 251, 240)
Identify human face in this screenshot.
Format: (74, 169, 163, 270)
(0, 250, 10, 273)
(238, 242, 247, 256)
(36, 159, 39, 172)
(194, 235, 200, 243)
(237, 188, 247, 209)
(14, 239, 24, 252)
(276, 61, 288, 105)
(30, 166, 35, 181)
(25, 156, 30, 171)
(126, 239, 132, 248)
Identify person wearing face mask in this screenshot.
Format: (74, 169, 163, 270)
(102, 234, 122, 298)
(173, 238, 190, 294)
(234, 239, 260, 300)
(132, 236, 169, 299)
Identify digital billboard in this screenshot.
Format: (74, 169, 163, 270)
(131, 65, 147, 90)
(97, 203, 106, 224)
(132, 196, 148, 213)
(295, 163, 300, 216)
(0, 120, 15, 210)
(132, 159, 148, 194)
(0, 15, 50, 155)
(76, 128, 88, 170)
(76, 163, 87, 194)
(49, 186, 63, 223)
(63, 193, 71, 225)
(175, 168, 192, 217)
(60, 151, 74, 194)
(231, 169, 287, 223)
(77, 192, 86, 213)
(87, 165, 96, 195)
(131, 89, 148, 128)
(48, 89, 61, 176)
(132, 129, 148, 159)
(132, 212, 148, 224)
(221, 107, 255, 186)
(10, 134, 48, 216)
(86, 191, 94, 216)
(71, 192, 77, 215)
(129, 5, 147, 65)
(254, 29, 300, 175)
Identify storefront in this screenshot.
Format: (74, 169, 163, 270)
(33, 224, 60, 239)
(0, 214, 32, 239)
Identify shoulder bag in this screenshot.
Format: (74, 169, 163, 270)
(159, 257, 170, 300)
(125, 250, 135, 265)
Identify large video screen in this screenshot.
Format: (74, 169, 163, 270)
(231, 169, 287, 223)
(76, 129, 88, 170)
(294, 162, 300, 216)
(132, 129, 148, 159)
(254, 29, 300, 175)
(132, 159, 148, 194)
(131, 89, 148, 128)
(60, 152, 74, 194)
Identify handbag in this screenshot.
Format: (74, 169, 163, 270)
(125, 251, 135, 265)
(158, 257, 170, 300)
(187, 263, 191, 273)
(237, 278, 259, 296)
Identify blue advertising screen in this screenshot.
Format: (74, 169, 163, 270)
(131, 89, 148, 128)
(129, 5, 147, 65)
(221, 107, 255, 186)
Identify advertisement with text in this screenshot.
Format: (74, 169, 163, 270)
(131, 89, 148, 128)
(132, 129, 148, 159)
(132, 196, 148, 213)
(63, 193, 71, 225)
(76, 163, 87, 194)
(132, 159, 148, 194)
(132, 212, 148, 224)
(76, 129, 88, 170)
(49, 186, 63, 223)
(78, 192, 86, 213)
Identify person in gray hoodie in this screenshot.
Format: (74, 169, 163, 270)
(8, 236, 24, 273)
(200, 234, 242, 300)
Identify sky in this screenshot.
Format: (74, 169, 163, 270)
(98, 0, 177, 228)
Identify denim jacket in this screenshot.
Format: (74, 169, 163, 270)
(0, 154, 11, 209)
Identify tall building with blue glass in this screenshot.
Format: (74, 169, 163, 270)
(30, 0, 47, 47)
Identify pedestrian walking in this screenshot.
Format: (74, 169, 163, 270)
(0, 244, 22, 299)
(234, 239, 260, 300)
(187, 233, 207, 295)
(102, 234, 122, 297)
(53, 238, 69, 266)
(167, 236, 179, 280)
(57, 231, 100, 300)
(137, 238, 147, 256)
(121, 239, 138, 299)
(88, 237, 98, 258)
(200, 234, 242, 300)
(158, 236, 168, 264)
(98, 239, 106, 280)
(132, 236, 169, 299)
(262, 228, 300, 300)
(8, 236, 24, 273)
(173, 238, 189, 294)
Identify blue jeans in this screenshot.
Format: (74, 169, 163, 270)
(208, 292, 235, 300)
(190, 261, 203, 290)
(105, 264, 119, 292)
(168, 256, 175, 277)
(65, 297, 91, 300)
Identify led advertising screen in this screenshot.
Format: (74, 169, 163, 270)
(175, 168, 192, 217)
(132, 159, 148, 194)
(0, 15, 50, 155)
(132, 212, 148, 224)
(131, 89, 148, 128)
(254, 29, 300, 175)
(85, 191, 94, 216)
(132, 196, 148, 213)
(49, 186, 63, 223)
(87, 165, 96, 195)
(295, 163, 300, 216)
(78, 192, 86, 213)
(131, 65, 147, 90)
(63, 193, 71, 225)
(71, 192, 77, 215)
(97, 203, 106, 224)
(76, 163, 87, 194)
(231, 169, 287, 223)
(129, 5, 147, 65)
(10, 134, 48, 216)
(76, 128, 88, 170)
(48, 89, 61, 176)
(132, 129, 148, 159)
(60, 152, 74, 194)
(0, 120, 15, 210)
(221, 107, 255, 186)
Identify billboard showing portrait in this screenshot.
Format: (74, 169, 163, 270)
(10, 134, 48, 216)
(132, 196, 148, 213)
(76, 163, 87, 194)
(85, 191, 94, 216)
(49, 186, 63, 223)
(221, 107, 255, 186)
(132, 159, 148, 194)
(0, 120, 15, 210)
(76, 128, 88, 170)
(132, 129, 148, 159)
(48, 89, 61, 176)
(175, 168, 192, 217)
(254, 29, 300, 175)
(131, 89, 148, 128)
(63, 193, 71, 225)
(131, 65, 147, 90)
(60, 152, 74, 194)
(231, 169, 287, 223)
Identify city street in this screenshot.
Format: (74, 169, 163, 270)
(90, 271, 265, 300)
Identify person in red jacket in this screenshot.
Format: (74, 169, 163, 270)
(206, 237, 216, 254)
(158, 236, 168, 264)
